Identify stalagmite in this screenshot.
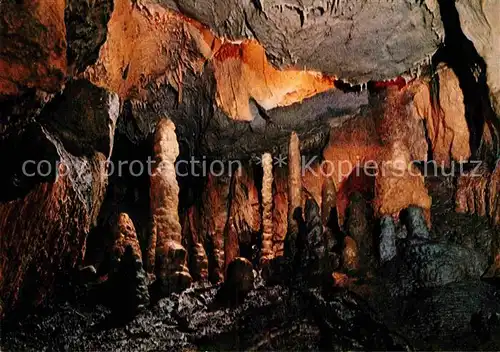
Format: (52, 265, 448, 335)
(285, 132, 302, 259)
(403, 207, 430, 240)
(261, 153, 274, 264)
(321, 176, 337, 227)
(149, 118, 192, 293)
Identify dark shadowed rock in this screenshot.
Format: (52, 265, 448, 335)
(379, 215, 397, 264)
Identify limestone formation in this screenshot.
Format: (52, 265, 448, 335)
(261, 153, 274, 264)
(149, 118, 192, 293)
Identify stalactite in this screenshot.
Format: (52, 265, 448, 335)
(261, 153, 274, 264)
(272, 168, 288, 257)
(285, 132, 302, 259)
(149, 118, 192, 292)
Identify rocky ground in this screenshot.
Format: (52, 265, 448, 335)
(1, 176, 499, 351)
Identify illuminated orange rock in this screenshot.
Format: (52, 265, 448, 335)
(182, 206, 209, 281)
(0, 0, 67, 95)
(209, 40, 335, 121)
(260, 153, 274, 264)
(288, 132, 303, 233)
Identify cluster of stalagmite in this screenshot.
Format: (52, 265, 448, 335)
(260, 153, 274, 264)
(148, 118, 192, 292)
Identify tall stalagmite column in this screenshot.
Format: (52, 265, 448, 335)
(148, 118, 192, 292)
(261, 153, 274, 264)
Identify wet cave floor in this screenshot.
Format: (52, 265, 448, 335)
(1, 176, 499, 351)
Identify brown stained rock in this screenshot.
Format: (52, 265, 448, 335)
(0, 0, 67, 96)
(272, 169, 288, 257)
(260, 153, 274, 264)
(111, 213, 142, 265)
(149, 118, 192, 292)
(413, 65, 471, 167)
